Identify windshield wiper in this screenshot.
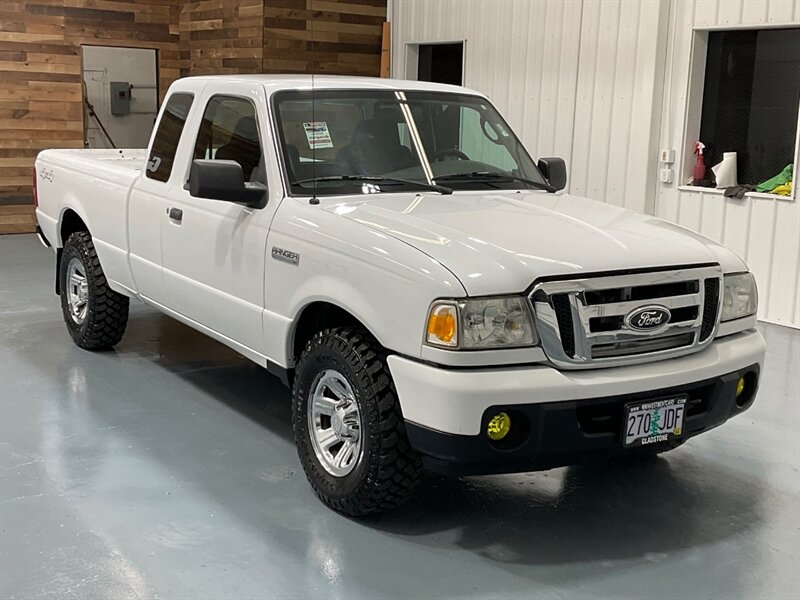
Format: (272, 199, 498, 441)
(291, 175, 452, 195)
(434, 171, 555, 193)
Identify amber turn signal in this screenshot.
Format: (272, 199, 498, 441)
(426, 303, 458, 347)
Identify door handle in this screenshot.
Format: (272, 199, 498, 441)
(167, 207, 183, 222)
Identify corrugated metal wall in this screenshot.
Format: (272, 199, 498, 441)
(656, 0, 800, 327)
(570, 0, 668, 214)
(391, 0, 581, 177)
(391, 0, 668, 213)
(391, 0, 800, 327)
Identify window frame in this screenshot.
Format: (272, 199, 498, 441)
(185, 93, 268, 187)
(680, 25, 799, 202)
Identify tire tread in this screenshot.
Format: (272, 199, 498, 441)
(61, 231, 129, 350)
(293, 327, 421, 516)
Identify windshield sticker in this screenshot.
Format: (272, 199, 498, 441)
(303, 121, 333, 149)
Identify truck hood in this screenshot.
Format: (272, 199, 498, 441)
(324, 191, 746, 295)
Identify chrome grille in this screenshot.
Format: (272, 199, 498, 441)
(530, 265, 723, 369)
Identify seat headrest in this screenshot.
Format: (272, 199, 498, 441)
(231, 116, 258, 142)
(353, 119, 400, 146)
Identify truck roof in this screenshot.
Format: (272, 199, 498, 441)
(170, 74, 486, 98)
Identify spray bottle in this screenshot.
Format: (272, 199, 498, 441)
(693, 142, 706, 184)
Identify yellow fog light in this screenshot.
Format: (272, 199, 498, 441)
(736, 376, 746, 397)
(487, 412, 511, 441)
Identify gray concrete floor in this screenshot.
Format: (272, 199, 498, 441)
(1, 233, 798, 600)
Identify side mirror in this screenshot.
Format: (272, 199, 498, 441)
(188, 159, 266, 208)
(537, 157, 567, 192)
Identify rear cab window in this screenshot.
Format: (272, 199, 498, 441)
(146, 93, 194, 182)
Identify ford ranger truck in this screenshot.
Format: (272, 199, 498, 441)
(34, 75, 765, 516)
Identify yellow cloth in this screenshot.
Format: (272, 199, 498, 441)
(770, 182, 792, 196)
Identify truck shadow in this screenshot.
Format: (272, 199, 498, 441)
(123, 306, 295, 444)
(367, 455, 764, 566)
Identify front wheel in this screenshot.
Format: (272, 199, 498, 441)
(292, 328, 421, 516)
(59, 231, 129, 350)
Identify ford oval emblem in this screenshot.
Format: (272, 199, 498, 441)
(625, 305, 671, 332)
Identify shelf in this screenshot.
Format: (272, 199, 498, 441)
(676, 186, 794, 201)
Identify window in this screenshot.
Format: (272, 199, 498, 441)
(406, 92, 544, 188)
(192, 96, 266, 184)
(273, 91, 422, 191)
(417, 43, 464, 86)
(273, 90, 546, 196)
(697, 28, 799, 191)
(146, 93, 193, 182)
(453, 103, 516, 171)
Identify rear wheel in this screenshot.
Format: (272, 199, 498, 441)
(292, 327, 421, 516)
(59, 231, 129, 350)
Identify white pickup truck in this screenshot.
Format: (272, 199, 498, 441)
(35, 75, 765, 515)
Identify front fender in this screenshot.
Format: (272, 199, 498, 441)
(263, 199, 466, 366)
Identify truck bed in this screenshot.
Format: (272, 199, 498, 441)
(38, 149, 146, 186)
(35, 148, 147, 296)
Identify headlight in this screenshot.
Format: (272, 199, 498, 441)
(426, 296, 537, 349)
(721, 272, 757, 322)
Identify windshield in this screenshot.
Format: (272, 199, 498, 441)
(273, 90, 548, 196)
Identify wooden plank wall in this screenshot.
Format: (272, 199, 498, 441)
(0, 0, 387, 205)
(179, 0, 263, 76)
(179, 0, 388, 77)
(0, 0, 181, 202)
(264, 0, 386, 76)
(0, 204, 36, 234)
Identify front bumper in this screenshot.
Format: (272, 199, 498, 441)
(387, 329, 765, 475)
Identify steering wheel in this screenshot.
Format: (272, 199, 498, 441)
(430, 149, 469, 162)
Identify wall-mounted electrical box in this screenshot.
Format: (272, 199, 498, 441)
(110, 81, 131, 115)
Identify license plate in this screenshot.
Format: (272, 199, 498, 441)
(624, 396, 687, 447)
